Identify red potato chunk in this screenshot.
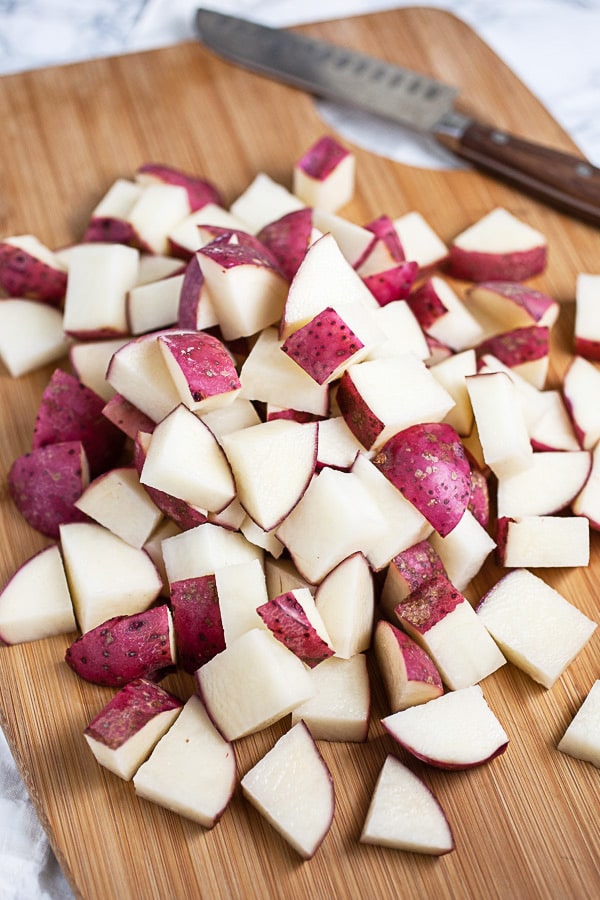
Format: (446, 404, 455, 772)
(8, 440, 90, 538)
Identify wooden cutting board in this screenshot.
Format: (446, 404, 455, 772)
(1, 7, 599, 899)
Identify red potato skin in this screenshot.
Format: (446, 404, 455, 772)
(446, 246, 547, 282)
(371, 423, 472, 537)
(385, 540, 447, 602)
(0, 241, 67, 307)
(102, 393, 156, 441)
(467, 281, 557, 325)
(336, 369, 384, 450)
(374, 620, 443, 710)
(266, 407, 322, 424)
(364, 214, 406, 262)
(170, 575, 225, 673)
(198, 227, 282, 272)
(574, 336, 600, 362)
(362, 261, 418, 306)
(158, 330, 241, 404)
(382, 718, 509, 771)
(425, 334, 453, 365)
(257, 592, 334, 668)
(177, 253, 207, 329)
(132, 434, 208, 531)
(82, 217, 141, 248)
(257, 208, 314, 282)
(32, 368, 126, 477)
(475, 325, 550, 367)
(407, 279, 448, 331)
(394, 574, 466, 635)
(84, 677, 183, 750)
(296, 134, 350, 180)
(65, 605, 176, 687)
(494, 516, 512, 565)
(198, 234, 283, 274)
(281, 307, 364, 384)
(135, 163, 222, 211)
(8, 440, 90, 538)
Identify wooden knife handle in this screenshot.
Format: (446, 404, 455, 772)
(439, 121, 600, 227)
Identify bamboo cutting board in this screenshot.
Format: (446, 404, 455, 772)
(1, 7, 600, 899)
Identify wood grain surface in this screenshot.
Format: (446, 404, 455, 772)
(1, 7, 599, 899)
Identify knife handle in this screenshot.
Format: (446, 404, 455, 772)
(440, 121, 600, 227)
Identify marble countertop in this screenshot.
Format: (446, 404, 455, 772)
(0, 1, 599, 898)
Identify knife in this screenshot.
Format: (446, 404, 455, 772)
(194, 8, 600, 227)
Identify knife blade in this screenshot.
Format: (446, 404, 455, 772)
(194, 8, 600, 227)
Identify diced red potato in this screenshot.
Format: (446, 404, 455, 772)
(257, 588, 334, 668)
(382, 685, 509, 769)
(229, 172, 305, 235)
(196, 237, 288, 341)
(574, 272, 600, 361)
(292, 134, 355, 212)
(311, 209, 374, 268)
(133, 693, 236, 828)
(74, 466, 163, 549)
(357, 214, 406, 276)
(0, 235, 68, 306)
(371, 422, 472, 537)
(0, 299, 70, 378)
(133, 431, 209, 532)
(362, 260, 419, 307)
(290, 654, 371, 743)
(474, 325, 550, 389)
(82, 178, 144, 245)
(177, 253, 219, 331)
(135, 162, 222, 211)
(256, 207, 315, 282)
(84, 678, 183, 782)
(33, 368, 126, 477)
(59, 521, 163, 633)
(360, 755, 454, 855)
(336, 355, 455, 451)
(62, 242, 140, 340)
(8, 440, 90, 538)
(0, 545, 76, 645)
(374, 620, 444, 713)
(221, 419, 318, 533)
(392, 210, 449, 275)
(446, 207, 548, 281)
(125, 183, 191, 255)
(464, 282, 559, 339)
(562, 355, 600, 449)
(69, 337, 130, 402)
(283, 307, 363, 385)
(102, 394, 155, 441)
(240, 720, 334, 859)
(379, 540, 447, 618)
(65, 604, 176, 687)
(279, 232, 379, 341)
(408, 276, 485, 351)
(495, 515, 590, 568)
(169, 575, 225, 673)
(157, 330, 241, 413)
(126, 272, 185, 335)
(393, 573, 506, 690)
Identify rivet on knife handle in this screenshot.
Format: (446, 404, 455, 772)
(436, 121, 600, 226)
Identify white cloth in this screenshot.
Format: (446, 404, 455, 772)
(0, 1, 599, 897)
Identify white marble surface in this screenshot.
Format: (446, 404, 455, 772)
(0, 1, 599, 897)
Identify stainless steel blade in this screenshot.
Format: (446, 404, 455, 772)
(194, 8, 460, 133)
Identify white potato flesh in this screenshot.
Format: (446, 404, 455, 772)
(241, 721, 334, 859)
